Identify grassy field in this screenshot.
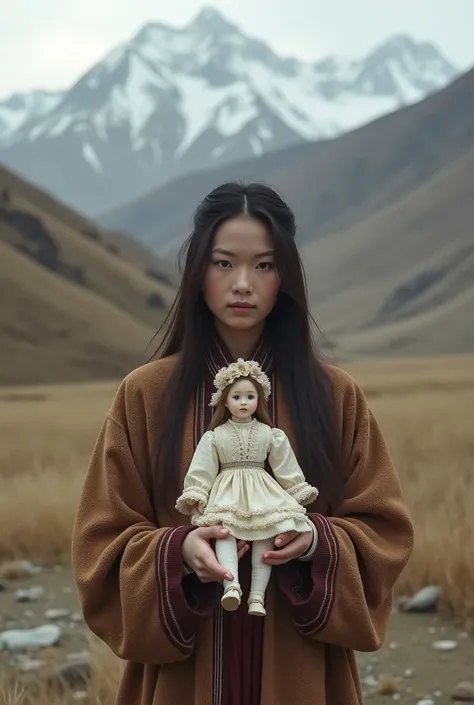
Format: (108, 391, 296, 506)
(0, 355, 473, 703)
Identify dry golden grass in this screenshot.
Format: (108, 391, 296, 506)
(0, 638, 122, 705)
(0, 380, 113, 564)
(0, 355, 473, 702)
(343, 356, 474, 619)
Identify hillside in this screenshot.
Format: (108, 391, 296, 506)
(0, 166, 177, 385)
(303, 147, 474, 356)
(101, 66, 474, 256)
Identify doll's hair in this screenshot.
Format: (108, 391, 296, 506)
(207, 377, 272, 430)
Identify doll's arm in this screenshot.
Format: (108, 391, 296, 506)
(268, 428, 319, 506)
(176, 431, 219, 515)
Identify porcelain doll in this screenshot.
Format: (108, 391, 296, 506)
(175, 359, 319, 616)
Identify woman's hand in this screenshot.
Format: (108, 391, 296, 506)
(261, 530, 314, 566)
(182, 526, 249, 583)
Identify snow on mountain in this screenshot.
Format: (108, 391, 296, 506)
(0, 90, 64, 141)
(0, 7, 460, 216)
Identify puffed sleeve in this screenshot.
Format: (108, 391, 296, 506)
(175, 431, 220, 515)
(267, 428, 319, 505)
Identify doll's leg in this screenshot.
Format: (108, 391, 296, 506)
(248, 538, 273, 616)
(215, 535, 242, 611)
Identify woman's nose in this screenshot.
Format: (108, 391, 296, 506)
(232, 270, 253, 294)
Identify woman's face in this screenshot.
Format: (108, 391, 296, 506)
(203, 214, 280, 336)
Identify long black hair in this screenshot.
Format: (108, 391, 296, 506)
(152, 181, 343, 514)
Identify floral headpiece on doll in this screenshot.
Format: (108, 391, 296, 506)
(209, 358, 271, 407)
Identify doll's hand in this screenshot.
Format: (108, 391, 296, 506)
(261, 530, 313, 566)
(190, 502, 206, 519)
(185, 498, 206, 513)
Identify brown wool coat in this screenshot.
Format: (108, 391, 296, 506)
(71, 354, 414, 705)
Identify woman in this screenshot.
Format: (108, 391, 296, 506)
(71, 182, 414, 705)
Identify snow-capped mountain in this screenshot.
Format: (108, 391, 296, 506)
(0, 7, 459, 216)
(0, 90, 64, 141)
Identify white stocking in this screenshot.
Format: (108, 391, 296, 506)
(249, 538, 273, 605)
(215, 535, 240, 593)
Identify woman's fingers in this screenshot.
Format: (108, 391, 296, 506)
(198, 544, 234, 581)
(262, 532, 313, 565)
(273, 530, 298, 548)
(182, 526, 233, 582)
(237, 540, 249, 559)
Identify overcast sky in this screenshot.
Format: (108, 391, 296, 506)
(1, 0, 473, 99)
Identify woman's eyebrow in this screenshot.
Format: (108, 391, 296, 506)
(212, 247, 274, 257)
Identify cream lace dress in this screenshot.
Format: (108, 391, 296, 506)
(176, 417, 319, 541)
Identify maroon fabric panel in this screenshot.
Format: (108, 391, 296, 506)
(196, 330, 276, 704)
(275, 514, 339, 636)
(155, 525, 217, 655)
(221, 551, 264, 705)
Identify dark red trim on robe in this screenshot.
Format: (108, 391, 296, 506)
(275, 513, 339, 636)
(155, 525, 217, 655)
(158, 329, 276, 703)
(204, 332, 274, 705)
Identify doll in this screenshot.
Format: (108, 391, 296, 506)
(175, 359, 319, 617)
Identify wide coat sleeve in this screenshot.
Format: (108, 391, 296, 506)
(71, 368, 216, 666)
(276, 367, 414, 652)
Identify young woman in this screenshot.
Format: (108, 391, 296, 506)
(71, 182, 414, 705)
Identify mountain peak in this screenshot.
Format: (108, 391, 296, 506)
(188, 6, 238, 34)
(367, 33, 457, 71)
(380, 33, 418, 49)
(0, 10, 461, 217)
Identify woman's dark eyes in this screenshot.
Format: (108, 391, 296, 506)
(213, 260, 274, 270)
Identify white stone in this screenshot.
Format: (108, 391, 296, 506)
(0, 624, 61, 651)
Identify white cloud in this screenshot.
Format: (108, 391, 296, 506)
(0, 0, 473, 98)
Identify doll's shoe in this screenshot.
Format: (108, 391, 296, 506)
(221, 585, 242, 611)
(248, 598, 266, 617)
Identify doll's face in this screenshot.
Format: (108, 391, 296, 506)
(225, 378, 258, 420)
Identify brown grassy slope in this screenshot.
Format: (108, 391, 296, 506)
(0, 165, 178, 385)
(0, 168, 178, 327)
(0, 241, 156, 385)
(303, 145, 474, 356)
(0, 164, 178, 281)
(100, 67, 474, 253)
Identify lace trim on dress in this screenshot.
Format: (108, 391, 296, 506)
(227, 418, 259, 460)
(175, 488, 208, 515)
(247, 419, 260, 460)
(201, 503, 306, 519)
(286, 481, 319, 506)
(194, 509, 310, 532)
